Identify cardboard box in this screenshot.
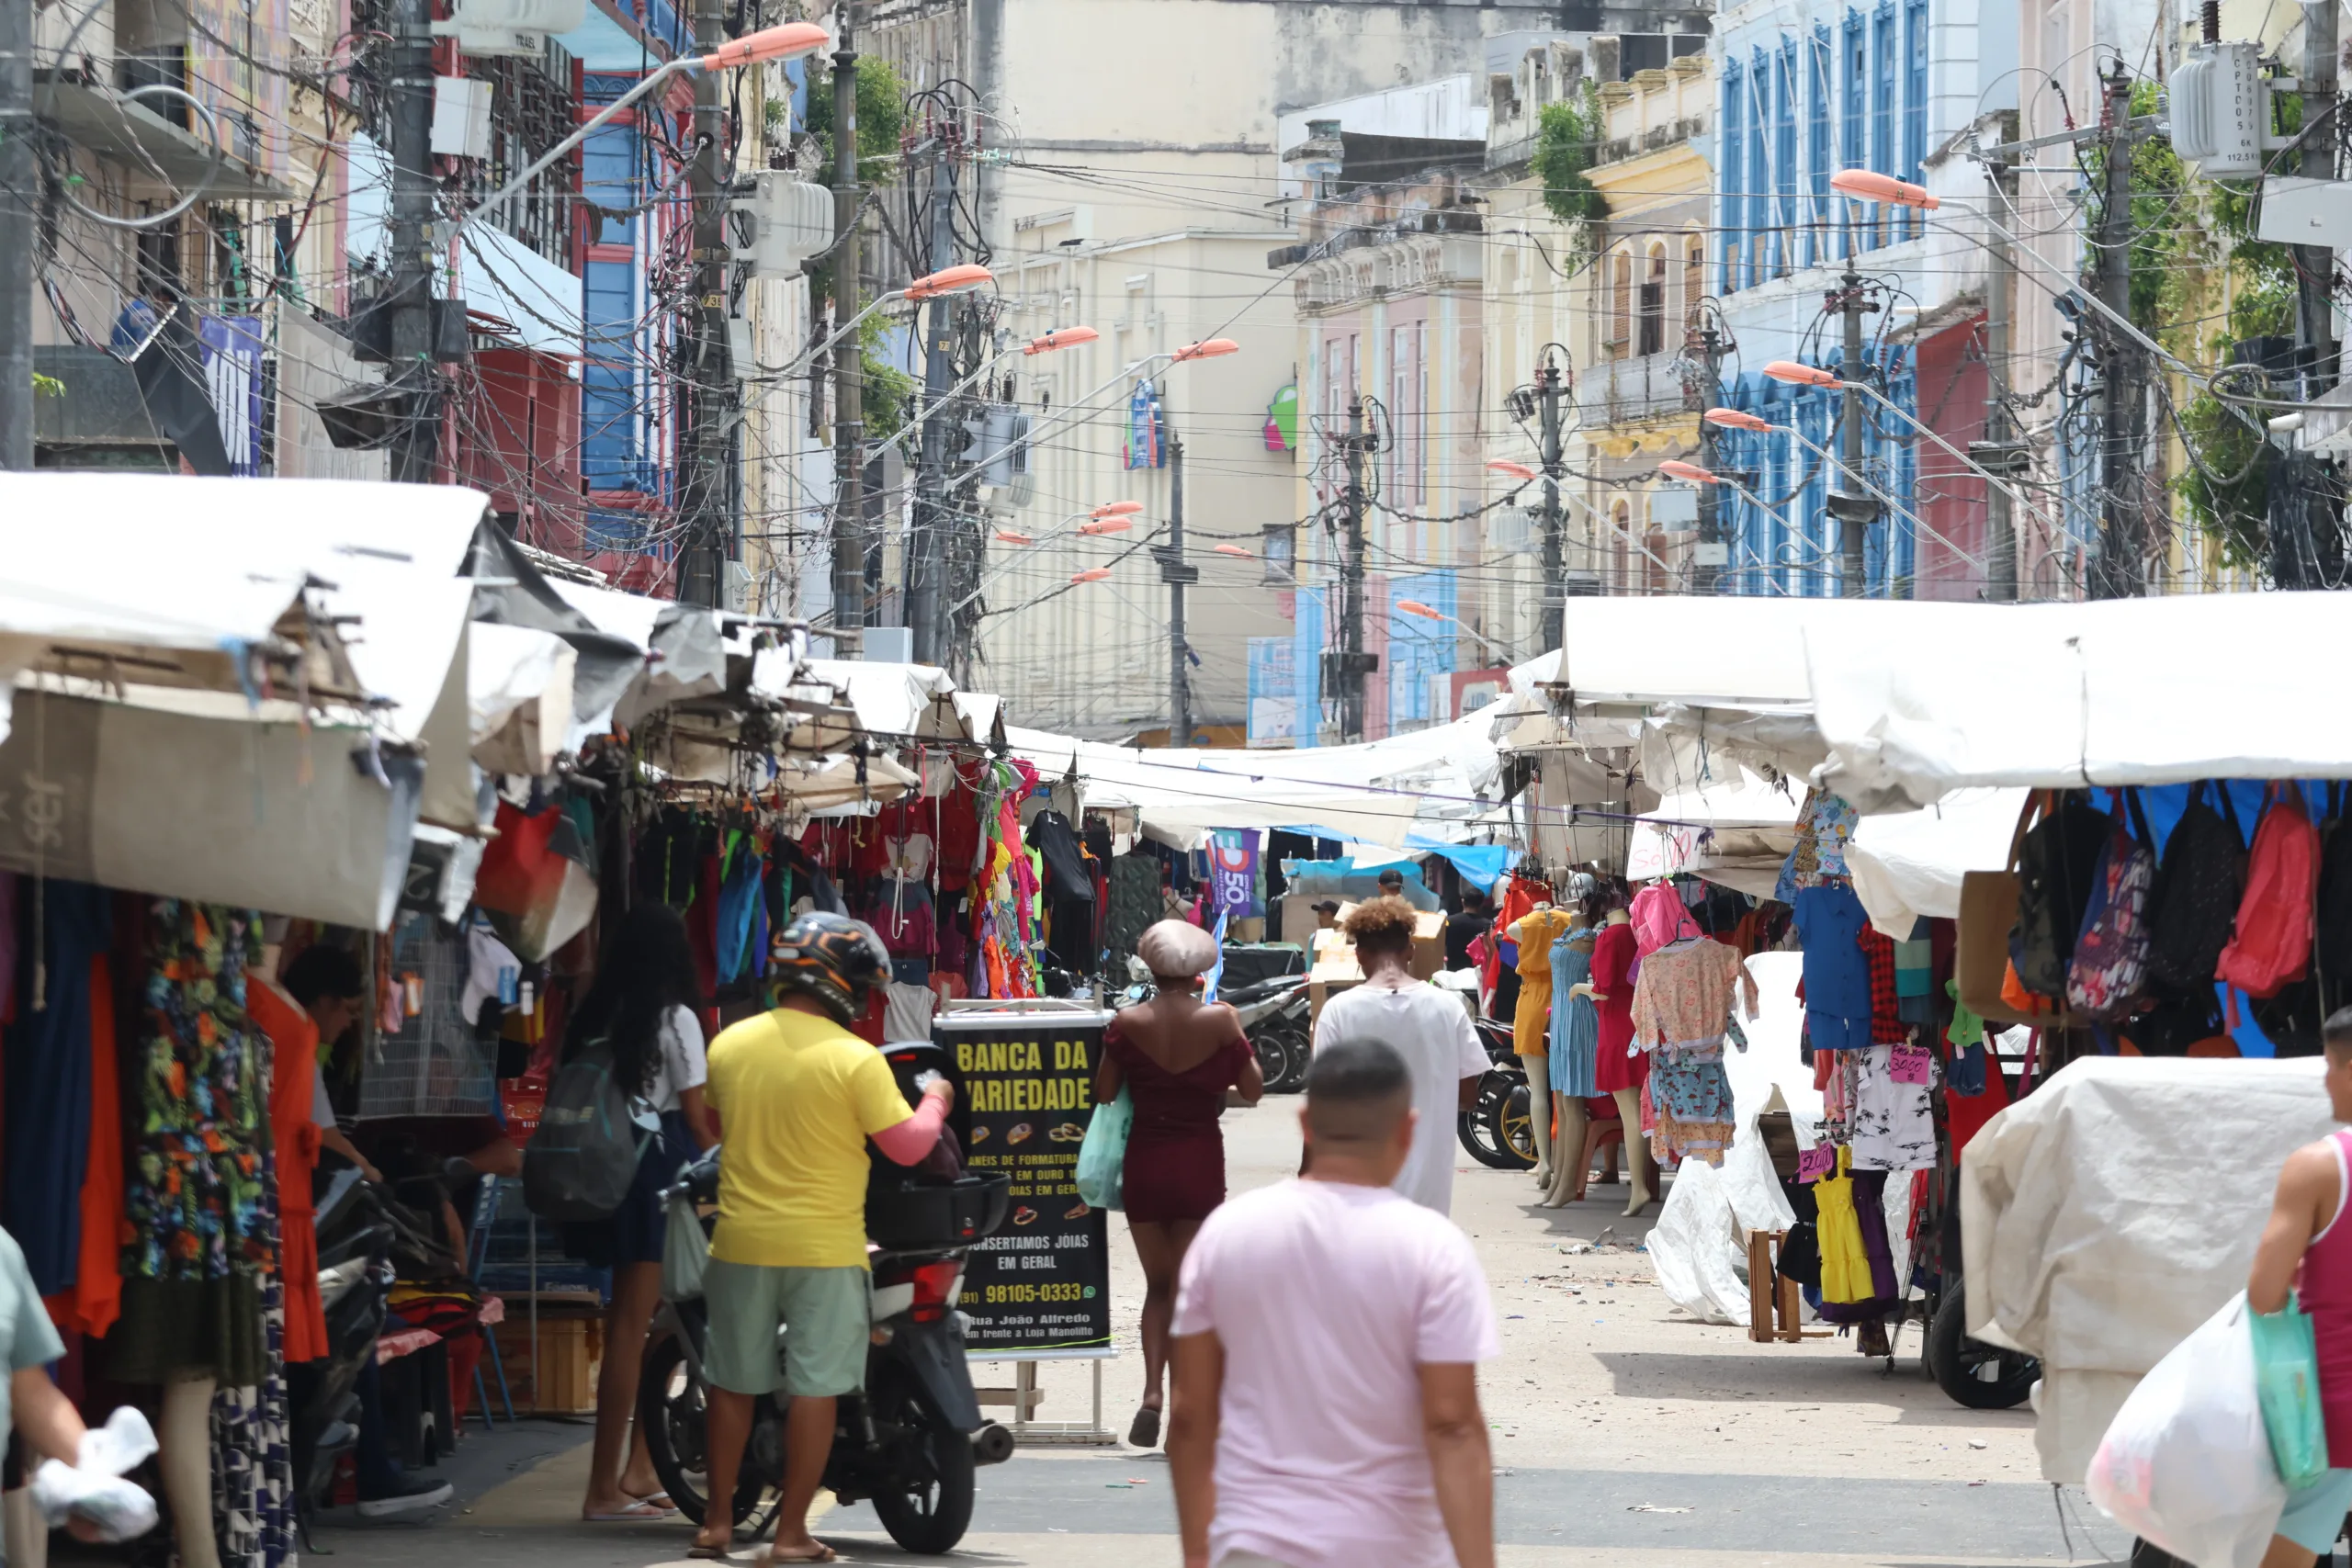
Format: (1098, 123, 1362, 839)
(1408, 909, 1445, 981)
(1303, 910, 1445, 1016)
(491, 1312, 604, 1414)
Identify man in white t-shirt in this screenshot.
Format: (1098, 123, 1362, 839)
(1310, 897, 1488, 1213)
(1169, 1038, 1498, 1568)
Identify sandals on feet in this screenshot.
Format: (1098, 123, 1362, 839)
(1128, 1404, 1162, 1448)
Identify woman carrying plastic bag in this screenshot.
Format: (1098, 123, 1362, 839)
(2098, 1027, 2352, 1568)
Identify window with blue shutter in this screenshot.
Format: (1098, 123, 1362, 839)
(1722, 58, 1745, 292)
(1776, 40, 1799, 277)
(1808, 27, 1833, 268)
(1747, 50, 1770, 288)
(1905, 0, 1929, 239)
(1872, 1, 1896, 249)
(1841, 12, 1866, 259)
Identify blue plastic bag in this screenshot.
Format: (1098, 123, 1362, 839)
(1075, 1088, 1131, 1212)
(2252, 1295, 2332, 1488)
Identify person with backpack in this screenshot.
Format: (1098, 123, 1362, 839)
(559, 903, 719, 1524)
(692, 913, 956, 1565)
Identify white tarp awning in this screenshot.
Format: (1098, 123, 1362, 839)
(1807, 593, 2352, 809)
(1962, 1055, 2339, 1483)
(1845, 788, 2030, 938)
(801, 660, 978, 748)
(1625, 767, 1804, 897)
(469, 623, 577, 777)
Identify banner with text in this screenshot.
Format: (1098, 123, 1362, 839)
(936, 1009, 1113, 1355)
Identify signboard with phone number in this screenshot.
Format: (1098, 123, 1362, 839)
(934, 1009, 1113, 1357)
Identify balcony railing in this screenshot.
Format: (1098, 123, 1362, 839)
(1580, 350, 1693, 427)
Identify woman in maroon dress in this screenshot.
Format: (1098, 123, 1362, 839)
(1091, 919, 1263, 1448)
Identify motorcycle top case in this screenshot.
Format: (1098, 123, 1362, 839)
(865, 1170, 1012, 1250)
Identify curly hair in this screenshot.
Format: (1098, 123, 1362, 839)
(1340, 896, 1419, 958)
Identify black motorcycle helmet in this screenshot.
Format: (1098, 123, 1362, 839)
(768, 910, 892, 1027)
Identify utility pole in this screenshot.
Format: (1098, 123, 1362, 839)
(675, 0, 732, 606)
(0, 0, 32, 468)
(1339, 395, 1370, 743)
(1830, 266, 1878, 595)
(1982, 154, 2019, 602)
(1692, 320, 1724, 594)
(2276, 0, 2343, 589)
(385, 0, 438, 483)
(828, 11, 865, 642)
(2090, 62, 2143, 599)
(1536, 355, 1566, 640)
(906, 133, 957, 662)
(1163, 434, 1193, 746)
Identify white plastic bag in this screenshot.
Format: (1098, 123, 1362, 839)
(31, 1406, 159, 1543)
(1647, 1157, 1748, 1325)
(2086, 1292, 2286, 1568)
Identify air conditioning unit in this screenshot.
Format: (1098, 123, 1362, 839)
(722, 560, 753, 615)
(430, 76, 492, 160)
(2170, 42, 2267, 177)
(974, 405, 1029, 489)
(733, 172, 837, 277)
(434, 0, 584, 54)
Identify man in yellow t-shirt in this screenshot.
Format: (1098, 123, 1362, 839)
(692, 913, 953, 1564)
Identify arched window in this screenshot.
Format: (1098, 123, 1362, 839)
(1609, 250, 1633, 361)
(1683, 235, 1705, 330)
(1638, 245, 1667, 356)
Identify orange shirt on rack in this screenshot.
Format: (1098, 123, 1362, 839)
(248, 977, 329, 1363)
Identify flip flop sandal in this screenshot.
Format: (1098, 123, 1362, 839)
(686, 1541, 735, 1560)
(583, 1501, 672, 1523)
(627, 1493, 678, 1515)
(759, 1546, 839, 1564)
(1128, 1404, 1162, 1448)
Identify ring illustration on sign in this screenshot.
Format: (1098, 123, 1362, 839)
(1012, 1206, 1038, 1225)
(1049, 1122, 1085, 1143)
(1008, 1123, 1033, 1145)
(1065, 1201, 1091, 1220)
(969, 1125, 989, 1145)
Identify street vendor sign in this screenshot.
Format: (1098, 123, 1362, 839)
(935, 1008, 1113, 1355)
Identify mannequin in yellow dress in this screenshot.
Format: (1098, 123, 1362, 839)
(1506, 900, 1577, 1187)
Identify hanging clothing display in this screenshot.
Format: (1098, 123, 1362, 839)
(4, 879, 113, 1297)
(1848, 1043, 1936, 1172)
(1510, 908, 1575, 1055)
(47, 949, 123, 1338)
(244, 978, 328, 1364)
(1589, 920, 1643, 1092)
(109, 899, 270, 1389)
(1628, 937, 1757, 1167)
(1105, 853, 1161, 969)
(1815, 1146, 1871, 1303)
(1549, 928, 1600, 1097)
(1792, 882, 1873, 1052)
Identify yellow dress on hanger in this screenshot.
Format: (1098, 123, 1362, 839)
(1511, 908, 1577, 1058)
(1815, 1145, 1872, 1303)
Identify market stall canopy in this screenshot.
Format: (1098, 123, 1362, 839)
(1807, 594, 2352, 810)
(1624, 766, 1803, 898)
(469, 623, 577, 777)
(1845, 787, 2030, 938)
(549, 578, 731, 740)
(1007, 711, 1508, 850)
(775, 751, 922, 815)
(795, 660, 987, 750)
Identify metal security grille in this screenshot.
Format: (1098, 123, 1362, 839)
(358, 912, 495, 1119)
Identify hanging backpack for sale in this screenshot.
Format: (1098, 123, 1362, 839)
(2217, 785, 2322, 1000)
(2144, 781, 2247, 992)
(521, 1042, 653, 1222)
(2008, 792, 2111, 999)
(2069, 795, 2156, 1020)
(2314, 785, 2352, 1012)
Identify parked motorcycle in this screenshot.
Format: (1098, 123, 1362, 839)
(1458, 1015, 1538, 1171)
(1225, 974, 1310, 1092)
(286, 1167, 397, 1531)
(639, 1044, 1015, 1554)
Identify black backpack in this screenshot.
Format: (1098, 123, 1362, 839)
(2313, 785, 2352, 1012)
(521, 1043, 653, 1222)
(2143, 782, 2247, 992)
(2008, 793, 2111, 999)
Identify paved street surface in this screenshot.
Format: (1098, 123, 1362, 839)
(319, 1100, 2135, 1566)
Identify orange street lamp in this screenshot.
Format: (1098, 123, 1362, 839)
(1657, 459, 1721, 485)
(1092, 500, 1143, 517)
(1079, 518, 1133, 536)
(1071, 568, 1113, 584)
(1170, 338, 1241, 362)
(1829, 169, 1937, 209)
(994, 530, 1034, 546)
(1487, 460, 1539, 482)
(1212, 544, 1252, 558)
(904, 264, 994, 300)
(1703, 407, 1771, 433)
(1761, 360, 1840, 390)
(1395, 600, 1515, 662)
(1024, 325, 1100, 355)
(700, 20, 830, 68)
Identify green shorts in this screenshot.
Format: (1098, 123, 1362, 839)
(701, 1259, 870, 1398)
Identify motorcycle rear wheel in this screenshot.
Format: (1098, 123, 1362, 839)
(1492, 1080, 1539, 1168)
(1457, 1074, 1532, 1169)
(638, 1328, 782, 1537)
(865, 1382, 977, 1554)
(1267, 1026, 1312, 1093)
(1250, 1031, 1294, 1098)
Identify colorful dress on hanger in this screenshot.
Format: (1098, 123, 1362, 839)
(1510, 909, 1576, 1057)
(1549, 931, 1600, 1097)
(1628, 937, 1758, 1168)
(1815, 1145, 1872, 1303)
(1589, 920, 1644, 1092)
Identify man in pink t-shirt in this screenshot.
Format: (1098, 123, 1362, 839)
(1168, 1038, 1498, 1568)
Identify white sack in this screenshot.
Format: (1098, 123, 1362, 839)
(1648, 1157, 1749, 1325)
(1961, 1055, 2338, 1483)
(2085, 1293, 2284, 1568)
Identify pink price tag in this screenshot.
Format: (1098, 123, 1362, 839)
(1890, 1043, 1934, 1084)
(1796, 1143, 1836, 1183)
